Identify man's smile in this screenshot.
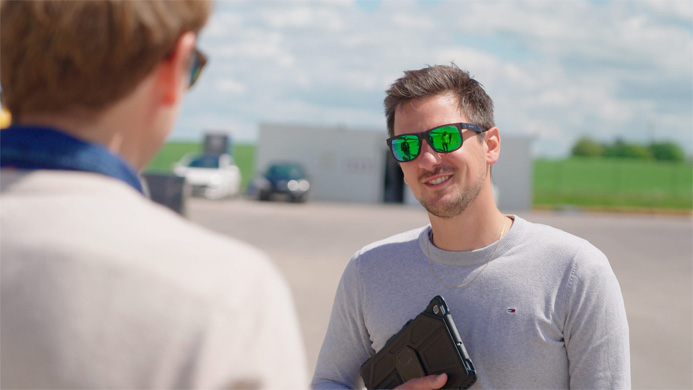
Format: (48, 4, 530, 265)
(425, 175, 451, 186)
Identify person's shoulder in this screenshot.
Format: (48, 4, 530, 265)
(334, 226, 428, 297)
(513, 215, 608, 267)
(357, 226, 427, 256)
(130, 194, 280, 276)
(4, 170, 286, 297)
(344, 225, 428, 275)
(515, 215, 591, 247)
(120, 196, 292, 313)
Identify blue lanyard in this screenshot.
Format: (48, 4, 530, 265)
(0, 125, 144, 194)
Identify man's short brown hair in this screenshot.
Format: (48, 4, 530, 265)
(384, 63, 495, 137)
(0, 0, 212, 118)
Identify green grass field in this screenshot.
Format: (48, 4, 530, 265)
(147, 142, 692, 211)
(534, 158, 692, 210)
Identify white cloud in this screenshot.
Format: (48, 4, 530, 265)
(177, 0, 693, 158)
(259, 4, 346, 31)
(202, 12, 243, 37)
(434, 47, 503, 77)
(217, 79, 247, 95)
(634, 0, 693, 22)
(391, 13, 435, 30)
(262, 7, 313, 28)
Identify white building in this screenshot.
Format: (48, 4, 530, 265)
(256, 123, 532, 211)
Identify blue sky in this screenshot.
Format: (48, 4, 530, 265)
(174, 0, 693, 158)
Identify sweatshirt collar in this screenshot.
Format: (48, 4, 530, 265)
(0, 125, 144, 194)
(419, 215, 521, 266)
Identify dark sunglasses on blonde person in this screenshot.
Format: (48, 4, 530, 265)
(386, 122, 488, 162)
(188, 47, 207, 88)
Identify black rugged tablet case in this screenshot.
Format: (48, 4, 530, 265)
(359, 296, 476, 389)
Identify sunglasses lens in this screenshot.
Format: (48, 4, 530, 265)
(189, 65, 201, 86)
(429, 125, 462, 153)
(189, 49, 207, 88)
(391, 135, 420, 162)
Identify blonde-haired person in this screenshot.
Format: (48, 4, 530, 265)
(0, 1, 307, 388)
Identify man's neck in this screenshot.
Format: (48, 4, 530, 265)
(19, 111, 135, 162)
(17, 89, 157, 171)
(21, 110, 111, 142)
(428, 189, 510, 251)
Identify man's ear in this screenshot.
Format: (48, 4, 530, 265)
(485, 127, 501, 165)
(157, 31, 197, 105)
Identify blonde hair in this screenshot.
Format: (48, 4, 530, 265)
(0, 0, 212, 118)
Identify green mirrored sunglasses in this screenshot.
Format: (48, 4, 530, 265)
(386, 122, 488, 162)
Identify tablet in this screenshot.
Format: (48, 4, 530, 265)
(359, 295, 476, 389)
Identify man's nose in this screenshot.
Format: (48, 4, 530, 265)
(417, 140, 442, 171)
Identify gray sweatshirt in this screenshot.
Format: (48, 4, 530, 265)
(312, 216, 630, 389)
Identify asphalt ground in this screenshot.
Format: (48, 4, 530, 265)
(187, 198, 693, 389)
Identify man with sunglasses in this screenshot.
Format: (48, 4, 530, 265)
(313, 64, 630, 389)
(0, 1, 306, 388)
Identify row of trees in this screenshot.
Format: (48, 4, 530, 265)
(571, 137, 686, 162)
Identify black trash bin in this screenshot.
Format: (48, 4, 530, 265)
(141, 173, 188, 216)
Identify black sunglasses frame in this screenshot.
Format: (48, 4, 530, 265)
(386, 122, 488, 162)
(188, 47, 208, 88)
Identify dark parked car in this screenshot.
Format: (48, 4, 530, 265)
(251, 162, 310, 202)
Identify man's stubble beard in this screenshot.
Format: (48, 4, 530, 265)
(418, 167, 486, 219)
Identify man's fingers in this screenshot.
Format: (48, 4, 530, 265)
(393, 373, 448, 390)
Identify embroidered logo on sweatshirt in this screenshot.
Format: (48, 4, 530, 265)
(507, 308, 517, 313)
